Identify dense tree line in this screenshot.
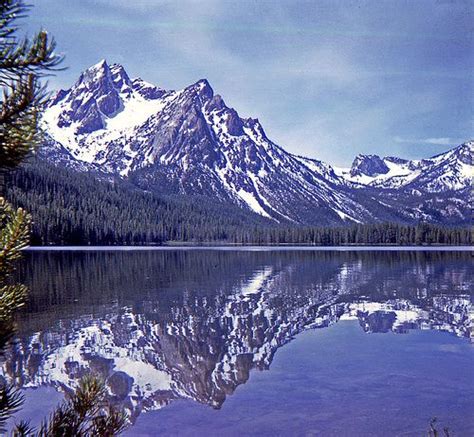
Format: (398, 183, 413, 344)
(6, 159, 472, 246)
(6, 159, 273, 245)
(254, 222, 471, 246)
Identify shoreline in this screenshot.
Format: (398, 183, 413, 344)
(24, 245, 474, 252)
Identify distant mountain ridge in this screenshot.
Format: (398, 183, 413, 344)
(336, 143, 473, 192)
(39, 60, 473, 226)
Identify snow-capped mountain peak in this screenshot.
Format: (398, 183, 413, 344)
(40, 61, 473, 226)
(335, 142, 473, 193)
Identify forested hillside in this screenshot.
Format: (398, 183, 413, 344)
(7, 159, 274, 245)
(6, 159, 472, 246)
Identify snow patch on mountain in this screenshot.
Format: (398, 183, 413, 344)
(236, 188, 271, 218)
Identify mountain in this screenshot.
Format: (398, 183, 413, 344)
(39, 60, 472, 226)
(336, 143, 473, 192)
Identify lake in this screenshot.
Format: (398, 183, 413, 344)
(2, 248, 473, 436)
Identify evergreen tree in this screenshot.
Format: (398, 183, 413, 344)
(0, 1, 127, 434)
(14, 376, 127, 436)
(0, 0, 59, 428)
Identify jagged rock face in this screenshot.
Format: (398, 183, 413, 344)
(350, 154, 390, 177)
(40, 60, 473, 225)
(56, 61, 124, 133)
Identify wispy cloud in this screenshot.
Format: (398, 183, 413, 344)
(394, 137, 466, 146)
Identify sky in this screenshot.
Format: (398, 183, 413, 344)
(26, 0, 473, 166)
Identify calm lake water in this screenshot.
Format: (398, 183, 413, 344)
(2, 248, 473, 436)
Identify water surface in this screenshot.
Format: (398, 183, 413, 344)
(2, 249, 473, 436)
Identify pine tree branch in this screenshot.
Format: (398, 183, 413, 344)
(0, 197, 31, 276)
(0, 382, 24, 433)
(0, 30, 64, 84)
(0, 1, 64, 84)
(0, 0, 27, 39)
(37, 376, 128, 436)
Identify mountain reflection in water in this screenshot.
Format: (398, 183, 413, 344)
(1, 250, 472, 424)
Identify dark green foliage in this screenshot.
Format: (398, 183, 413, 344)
(278, 221, 472, 246)
(11, 376, 127, 436)
(0, 383, 23, 433)
(0, 0, 63, 173)
(7, 159, 472, 246)
(0, 197, 30, 351)
(0, 0, 60, 429)
(7, 158, 274, 245)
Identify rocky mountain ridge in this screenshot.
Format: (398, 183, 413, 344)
(40, 60, 473, 225)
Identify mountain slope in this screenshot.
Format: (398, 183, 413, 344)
(335, 141, 473, 192)
(39, 60, 473, 226)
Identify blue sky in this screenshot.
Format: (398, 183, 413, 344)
(28, 0, 472, 166)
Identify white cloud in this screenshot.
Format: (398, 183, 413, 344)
(423, 137, 464, 146)
(394, 137, 465, 146)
